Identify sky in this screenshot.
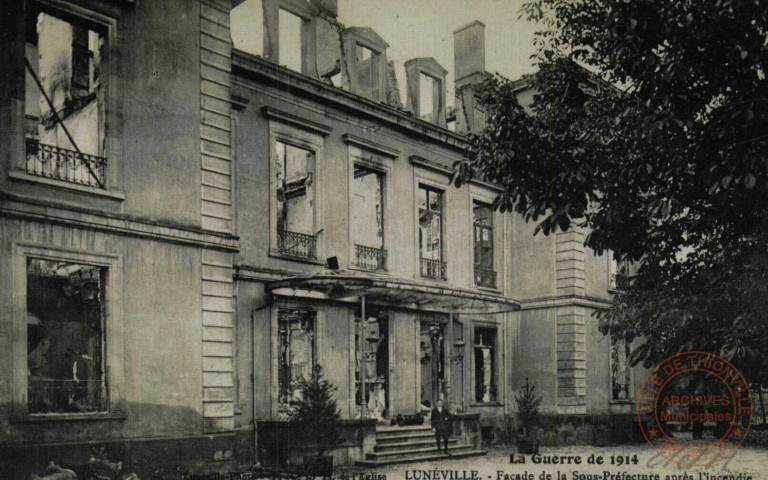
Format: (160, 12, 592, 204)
(231, 0, 540, 108)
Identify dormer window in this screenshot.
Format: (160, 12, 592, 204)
(419, 73, 436, 123)
(355, 44, 381, 100)
(341, 27, 389, 103)
(278, 9, 304, 72)
(405, 58, 448, 127)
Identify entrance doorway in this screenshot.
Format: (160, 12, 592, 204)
(419, 320, 445, 407)
(355, 309, 389, 420)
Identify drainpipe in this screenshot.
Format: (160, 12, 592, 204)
(359, 296, 366, 417)
(446, 311, 453, 410)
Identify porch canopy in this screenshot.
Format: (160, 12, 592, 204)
(267, 270, 520, 314)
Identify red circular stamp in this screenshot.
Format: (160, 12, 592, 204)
(636, 351, 753, 467)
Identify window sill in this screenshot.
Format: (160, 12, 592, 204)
(348, 264, 389, 275)
(8, 171, 125, 201)
(11, 411, 127, 423)
(609, 399, 634, 405)
(475, 285, 502, 295)
(469, 402, 504, 407)
(268, 249, 325, 266)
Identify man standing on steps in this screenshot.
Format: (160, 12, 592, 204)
(430, 399, 452, 455)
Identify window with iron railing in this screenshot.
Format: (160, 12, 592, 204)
(473, 201, 495, 288)
(24, 7, 107, 189)
(352, 165, 387, 271)
(418, 185, 446, 280)
(276, 140, 316, 259)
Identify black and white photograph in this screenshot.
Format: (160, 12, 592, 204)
(1, 0, 767, 479)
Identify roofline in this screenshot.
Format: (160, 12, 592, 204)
(232, 49, 469, 154)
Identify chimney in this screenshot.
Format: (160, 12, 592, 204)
(453, 20, 486, 90)
(313, 0, 338, 17)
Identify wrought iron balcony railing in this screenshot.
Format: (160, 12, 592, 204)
(26, 139, 106, 188)
(28, 377, 107, 414)
(355, 245, 387, 271)
(474, 265, 497, 289)
(609, 273, 632, 291)
(277, 229, 317, 259)
(420, 257, 446, 281)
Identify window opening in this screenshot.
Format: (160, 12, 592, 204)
(276, 140, 316, 258)
(474, 327, 497, 403)
(277, 309, 315, 418)
(278, 9, 303, 73)
(418, 185, 445, 280)
(27, 258, 107, 414)
(419, 73, 436, 122)
(354, 308, 388, 419)
(25, 8, 106, 188)
(355, 44, 379, 100)
(473, 201, 495, 288)
(611, 336, 631, 401)
(352, 165, 386, 270)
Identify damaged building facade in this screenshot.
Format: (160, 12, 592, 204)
(0, 0, 642, 476)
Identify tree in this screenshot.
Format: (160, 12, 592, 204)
(290, 365, 342, 458)
(515, 377, 542, 438)
(453, 0, 768, 383)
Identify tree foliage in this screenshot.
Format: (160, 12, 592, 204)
(454, 0, 768, 383)
(290, 365, 342, 457)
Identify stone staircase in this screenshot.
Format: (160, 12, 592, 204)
(355, 425, 487, 467)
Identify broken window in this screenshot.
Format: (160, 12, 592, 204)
(354, 309, 388, 419)
(474, 327, 497, 403)
(473, 201, 495, 288)
(418, 185, 445, 280)
(355, 44, 380, 101)
(27, 259, 107, 414)
(230, 0, 264, 57)
(25, 6, 106, 187)
(611, 336, 631, 401)
(352, 165, 386, 270)
(277, 309, 315, 417)
(276, 140, 316, 258)
(278, 8, 303, 73)
(419, 73, 436, 122)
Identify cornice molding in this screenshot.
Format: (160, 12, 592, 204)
(342, 134, 400, 158)
(262, 106, 333, 136)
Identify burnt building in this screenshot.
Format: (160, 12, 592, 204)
(0, 0, 642, 476)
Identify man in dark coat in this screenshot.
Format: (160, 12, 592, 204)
(430, 399, 452, 455)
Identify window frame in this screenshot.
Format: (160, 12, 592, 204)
(472, 199, 495, 287)
(12, 0, 122, 200)
(609, 334, 633, 404)
(417, 183, 446, 280)
(268, 119, 326, 264)
(472, 324, 499, 405)
(347, 145, 392, 272)
(12, 242, 124, 419)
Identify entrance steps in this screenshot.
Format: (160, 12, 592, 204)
(355, 425, 487, 466)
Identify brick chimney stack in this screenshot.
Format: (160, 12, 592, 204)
(453, 21, 487, 133)
(453, 20, 486, 90)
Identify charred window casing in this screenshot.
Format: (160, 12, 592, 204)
(26, 259, 107, 414)
(418, 184, 446, 280)
(277, 309, 315, 417)
(474, 327, 497, 403)
(24, 4, 107, 187)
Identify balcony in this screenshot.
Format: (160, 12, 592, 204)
(26, 139, 106, 189)
(474, 265, 497, 289)
(420, 257, 446, 281)
(355, 245, 387, 271)
(609, 273, 632, 291)
(277, 229, 317, 259)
